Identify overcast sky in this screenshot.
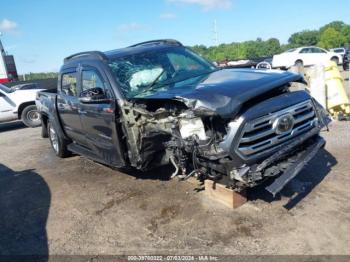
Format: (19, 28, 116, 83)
(1, 0, 350, 74)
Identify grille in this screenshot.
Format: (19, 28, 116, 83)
(236, 100, 318, 158)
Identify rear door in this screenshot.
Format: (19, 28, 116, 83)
(56, 69, 86, 144)
(311, 47, 328, 64)
(78, 65, 125, 166)
(299, 48, 313, 65)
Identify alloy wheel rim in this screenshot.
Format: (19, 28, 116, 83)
(27, 110, 40, 121)
(49, 126, 59, 153)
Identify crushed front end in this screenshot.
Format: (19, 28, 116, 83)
(120, 89, 328, 195)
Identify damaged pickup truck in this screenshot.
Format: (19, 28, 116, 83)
(36, 39, 328, 196)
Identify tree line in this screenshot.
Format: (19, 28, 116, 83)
(19, 72, 58, 81)
(191, 21, 350, 62)
(19, 21, 350, 80)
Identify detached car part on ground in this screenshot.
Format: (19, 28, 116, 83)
(36, 39, 329, 196)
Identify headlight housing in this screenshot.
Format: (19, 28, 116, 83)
(179, 118, 207, 140)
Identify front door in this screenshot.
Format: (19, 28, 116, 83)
(78, 66, 125, 166)
(57, 70, 85, 144)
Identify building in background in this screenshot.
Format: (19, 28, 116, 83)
(0, 36, 18, 83)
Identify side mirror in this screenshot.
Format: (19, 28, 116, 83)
(79, 87, 110, 104)
(79, 96, 94, 103)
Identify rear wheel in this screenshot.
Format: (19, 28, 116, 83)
(41, 118, 49, 138)
(294, 60, 303, 67)
(21, 105, 41, 127)
(331, 57, 339, 65)
(48, 120, 70, 158)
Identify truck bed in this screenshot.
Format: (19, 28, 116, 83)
(35, 89, 58, 116)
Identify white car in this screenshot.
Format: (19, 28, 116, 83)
(0, 83, 43, 127)
(330, 47, 347, 57)
(272, 46, 343, 68)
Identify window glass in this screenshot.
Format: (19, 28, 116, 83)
(21, 83, 39, 90)
(81, 69, 112, 98)
(61, 72, 77, 96)
(300, 48, 311, 54)
(285, 48, 296, 53)
(108, 47, 216, 98)
(82, 70, 105, 92)
(312, 48, 326, 53)
(167, 52, 206, 72)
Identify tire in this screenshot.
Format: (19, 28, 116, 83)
(21, 105, 41, 127)
(331, 57, 339, 65)
(41, 119, 49, 138)
(48, 120, 70, 158)
(294, 60, 303, 67)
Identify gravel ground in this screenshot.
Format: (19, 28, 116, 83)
(0, 119, 349, 256)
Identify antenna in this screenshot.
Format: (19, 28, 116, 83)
(212, 19, 219, 46)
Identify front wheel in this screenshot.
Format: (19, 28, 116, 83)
(21, 105, 41, 127)
(48, 120, 70, 158)
(331, 57, 339, 65)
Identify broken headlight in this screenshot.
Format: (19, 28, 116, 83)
(179, 118, 207, 140)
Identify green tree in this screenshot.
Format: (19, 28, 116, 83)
(320, 21, 347, 33)
(190, 21, 350, 62)
(20, 72, 58, 81)
(288, 30, 320, 47)
(263, 38, 281, 56)
(318, 27, 347, 49)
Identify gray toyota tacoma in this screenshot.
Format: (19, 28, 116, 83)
(36, 39, 328, 196)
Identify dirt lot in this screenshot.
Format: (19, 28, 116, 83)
(0, 119, 349, 256)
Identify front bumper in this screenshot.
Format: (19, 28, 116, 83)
(231, 126, 325, 195)
(265, 135, 325, 196)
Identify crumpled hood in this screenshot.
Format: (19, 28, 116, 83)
(143, 69, 305, 118)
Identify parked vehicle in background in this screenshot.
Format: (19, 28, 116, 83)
(343, 49, 350, 70)
(330, 47, 347, 57)
(11, 82, 42, 91)
(272, 46, 343, 69)
(36, 39, 328, 196)
(0, 83, 43, 127)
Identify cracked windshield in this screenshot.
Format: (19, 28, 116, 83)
(108, 47, 216, 98)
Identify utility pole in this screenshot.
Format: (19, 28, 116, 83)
(213, 19, 219, 47)
(211, 20, 219, 62)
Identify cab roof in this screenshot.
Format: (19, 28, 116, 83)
(63, 39, 183, 64)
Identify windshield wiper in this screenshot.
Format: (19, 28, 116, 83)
(134, 68, 219, 97)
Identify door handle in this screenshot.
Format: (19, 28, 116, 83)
(78, 110, 87, 114)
